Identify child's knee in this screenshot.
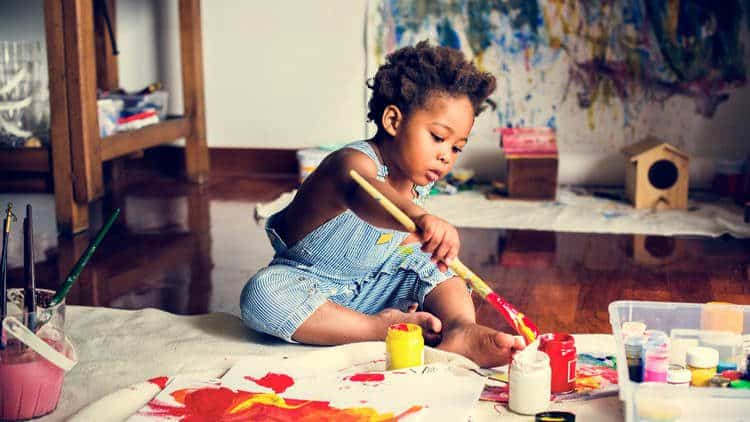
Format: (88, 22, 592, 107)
(240, 266, 324, 341)
(240, 267, 288, 334)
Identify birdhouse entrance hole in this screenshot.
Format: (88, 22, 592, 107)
(648, 160, 679, 190)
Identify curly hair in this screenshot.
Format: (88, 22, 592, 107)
(367, 40, 496, 131)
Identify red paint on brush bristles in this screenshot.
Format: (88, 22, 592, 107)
(486, 292, 539, 344)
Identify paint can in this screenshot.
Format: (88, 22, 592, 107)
(385, 323, 424, 370)
(508, 350, 551, 415)
(686, 346, 719, 387)
(538, 333, 576, 393)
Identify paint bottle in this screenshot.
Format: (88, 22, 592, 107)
(700, 302, 743, 334)
(666, 364, 691, 387)
(508, 350, 551, 415)
(385, 323, 424, 370)
(538, 333, 576, 394)
(625, 334, 646, 382)
(686, 346, 719, 387)
(699, 331, 743, 372)
(643, 341, 669, 383)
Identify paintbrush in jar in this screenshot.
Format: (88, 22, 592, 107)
(1, 202, 17, 349)
(23, 204, 36, 330)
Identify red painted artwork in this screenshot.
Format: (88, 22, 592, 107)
(244, 373, 295, 394)
(347, 373, 385, 382)
(139, 385, 423, 421)
(148, 377, 170, 390)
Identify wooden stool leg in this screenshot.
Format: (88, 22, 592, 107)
(179, 0, 210, 183)
(45, 0, 89, 234)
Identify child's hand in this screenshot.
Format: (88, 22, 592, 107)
(414, 214, 460, 272)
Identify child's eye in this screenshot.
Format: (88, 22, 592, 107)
(452, 146, 463, 153)
(431, 133, 444, 142)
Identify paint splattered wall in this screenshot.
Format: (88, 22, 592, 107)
(366, 0, 750, 185)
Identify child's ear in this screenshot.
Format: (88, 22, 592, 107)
(381, 105, 403, 137)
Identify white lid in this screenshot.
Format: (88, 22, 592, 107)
(686, 346, 719, 368)
(667, 367, 691, 384)
(622, 321, 646, 335)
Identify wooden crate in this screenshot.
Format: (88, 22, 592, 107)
(506, 155, 558, 200)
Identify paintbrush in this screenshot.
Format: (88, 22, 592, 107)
(1, 202, 17, 349)
(48, 208, 120, 307)
(349, 170, 539, 345)
(24, 204, 36, 330)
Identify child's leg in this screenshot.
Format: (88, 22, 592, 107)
(423, 276, 525, 368)
(291, 300, 441, 345)
(240, 264, 440, 345)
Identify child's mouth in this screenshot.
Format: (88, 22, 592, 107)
(426, 170, 441, 182)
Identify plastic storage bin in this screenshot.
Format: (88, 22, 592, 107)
(609, 301, 750, 422)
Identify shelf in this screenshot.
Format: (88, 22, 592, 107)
(101, 116, 190, 161)
(0, 147, 50, 172)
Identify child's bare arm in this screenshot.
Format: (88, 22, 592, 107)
(335, 150, 460, 270)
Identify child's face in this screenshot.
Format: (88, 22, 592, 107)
(391, 93, 474, 186)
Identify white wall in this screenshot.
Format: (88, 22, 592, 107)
(1, 0, 747, 186)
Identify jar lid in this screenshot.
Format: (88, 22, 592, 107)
(710, 375, 731, 388)
(622, 321, 646, 336)
(625, 333, 647, 346)
(644, 330, 668, 343)
(667, 366, 691, 384)
(730, 379, 750, 389)
(686, 346, 719, 368)
(538, 333, 575, 348)
(386, 323, 422, 339)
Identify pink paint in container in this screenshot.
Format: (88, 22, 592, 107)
(642, 336, 669, 383)
(1, 288, 76, 421)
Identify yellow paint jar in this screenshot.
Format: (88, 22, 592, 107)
(386, 323, 424, 370)
(686, 346, 719, 387)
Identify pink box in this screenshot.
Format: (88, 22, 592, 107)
(496, 127, 558, 155)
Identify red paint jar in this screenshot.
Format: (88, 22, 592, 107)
(538, 333, 576, 394)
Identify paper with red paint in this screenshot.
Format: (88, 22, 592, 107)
(128, 356, 484, 421)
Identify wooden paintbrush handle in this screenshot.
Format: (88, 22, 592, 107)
(350, 169, 489, 290)
(349, 170, 417, 232)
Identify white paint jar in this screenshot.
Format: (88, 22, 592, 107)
(509, 350, 551, 415)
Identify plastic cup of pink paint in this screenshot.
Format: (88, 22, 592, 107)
(1, 288, 76, 421)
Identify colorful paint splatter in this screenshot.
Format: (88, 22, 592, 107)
(367, 0, 750, 150)
(139, 385, 422, 421)
(480, 353, 618, 404)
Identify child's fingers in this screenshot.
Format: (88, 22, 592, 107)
(512, 335, 526, 350)
(433, 240, 453, 266)
(423, 230, 445, 255)
(437, 262, 448, 272)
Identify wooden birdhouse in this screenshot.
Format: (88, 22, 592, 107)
(622, 138, 689, 210)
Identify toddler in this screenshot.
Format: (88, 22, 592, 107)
(241, 41, 524, 367)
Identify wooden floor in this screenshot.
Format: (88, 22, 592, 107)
(4, 172, 749, 335)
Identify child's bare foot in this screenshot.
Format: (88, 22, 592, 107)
(437, 322, 525, 368)
(374, 308, 442, 345)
